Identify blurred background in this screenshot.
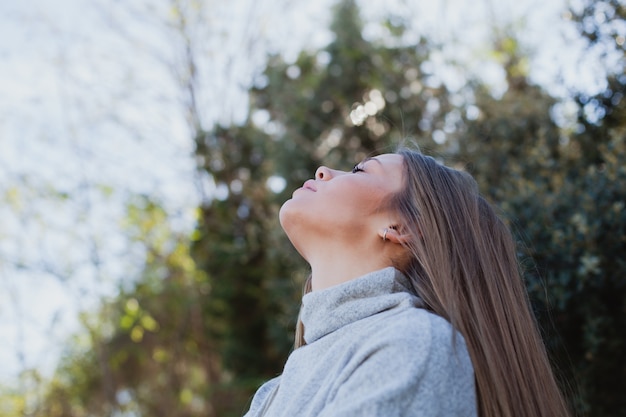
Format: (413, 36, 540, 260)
(1, 0, 625, 415)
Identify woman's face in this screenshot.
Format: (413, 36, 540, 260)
(279, 153, 405, 259)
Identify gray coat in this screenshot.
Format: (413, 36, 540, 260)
(244, 267, 477, 417)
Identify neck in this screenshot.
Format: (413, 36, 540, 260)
(307, 244, 391, 291)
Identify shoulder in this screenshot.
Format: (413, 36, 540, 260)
(329, 307, 476, 415)
(244, 376, 280, 416)
(371, 305, 459, 346)
(358, 306, 472, 372)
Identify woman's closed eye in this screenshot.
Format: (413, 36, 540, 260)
(352, 164, 365, 173)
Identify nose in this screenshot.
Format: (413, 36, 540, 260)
(315, 166, 333, 181)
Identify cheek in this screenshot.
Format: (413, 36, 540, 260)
(278, 184, 387, 233)
(343, 186, 387, 214)
(327, 189, 388, 232)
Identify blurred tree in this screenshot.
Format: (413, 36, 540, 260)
(253, 0, 450, 204)
(561, 3, 626, 414)
(35, 199, 226, 417)
(191, 124, 295, 380)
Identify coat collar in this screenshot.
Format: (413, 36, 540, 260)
(301, 267, 425, 344)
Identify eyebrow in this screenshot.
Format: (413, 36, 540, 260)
(363, 156, 382, 166)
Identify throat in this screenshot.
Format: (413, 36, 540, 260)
(309, 254, 391, 291)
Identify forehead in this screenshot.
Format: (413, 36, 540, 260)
(368, 153, 405, 191)
(368, 154, 404, 178)
(373, 153, 404, 168)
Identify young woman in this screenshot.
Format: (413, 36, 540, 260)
(243, 148, 571, 417)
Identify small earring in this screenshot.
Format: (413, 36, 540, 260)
(382, 228, 388, 241)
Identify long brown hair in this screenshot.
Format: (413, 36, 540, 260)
(295, 148, 571, 417)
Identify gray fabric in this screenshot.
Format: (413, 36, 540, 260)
(243, 267, 477, 417)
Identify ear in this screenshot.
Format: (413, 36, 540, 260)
(379, 227, 412, 245)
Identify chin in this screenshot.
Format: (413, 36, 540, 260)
(278, 199, 297, 238)
(278, 199, 309, 260)
(278, 198, 292, 229)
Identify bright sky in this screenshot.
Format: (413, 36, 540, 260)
(0, 0, 609, 386)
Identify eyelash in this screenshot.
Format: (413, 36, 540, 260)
(352, 164, 364, 173)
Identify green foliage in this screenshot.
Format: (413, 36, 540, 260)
(254, 0, 450, 201)
(507, 141, 626, 416)
(191, 122, 297, 381)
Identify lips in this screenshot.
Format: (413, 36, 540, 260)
(303, 179, 317, 192)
